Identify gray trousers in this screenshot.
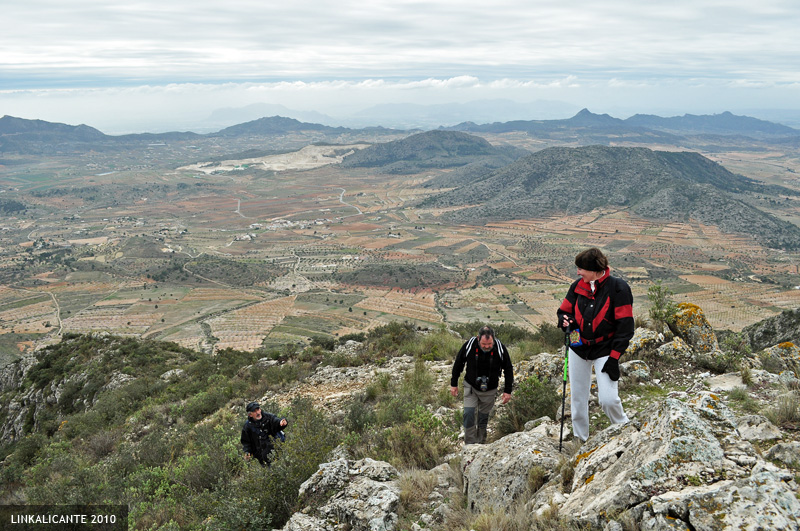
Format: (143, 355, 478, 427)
(463, 382, 497, 444)
(568, 348, 629, 442)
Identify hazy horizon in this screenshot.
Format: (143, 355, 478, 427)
(2, 1, 799, 134)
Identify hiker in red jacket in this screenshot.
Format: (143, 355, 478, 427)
(557, 248, 633, 442)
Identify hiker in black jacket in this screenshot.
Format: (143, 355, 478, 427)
(450, 325, 514, 444)
(241, 402, 287, 465)
(557, 248, 633, 442)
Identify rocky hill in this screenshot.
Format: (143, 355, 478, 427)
(1, 306, 798, 529)
(421, 144, 800, 249)
(340, 130, 527, 174)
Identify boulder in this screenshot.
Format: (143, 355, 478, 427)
(637, 462, 800, 531)
(523, 352, 565, 386)
(735, 415, 782, 442)
(621, 359, 650, 382)
(656, 336, 694, 362)
(670, 303, 718, 354)
(460, 421, 562, 513)
(283, 458, 400, 531)
(765, 442, 800, 467)
(558, 394, 799, 528)
(759, 342, 800, 377)
(626, 328, 664, 359)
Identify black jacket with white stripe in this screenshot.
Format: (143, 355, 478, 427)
(450, 336, 514, 394)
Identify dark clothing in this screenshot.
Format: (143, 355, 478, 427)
(241, 413, 286, 465)
(557, 268, 634, 361)
(451, 336, 514, 394)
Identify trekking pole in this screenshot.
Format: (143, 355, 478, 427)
(558, 329, 569, 452)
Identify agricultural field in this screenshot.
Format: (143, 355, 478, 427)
(2, 131, 800, 364)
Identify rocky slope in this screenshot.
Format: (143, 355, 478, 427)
(272, 305, 800, 530)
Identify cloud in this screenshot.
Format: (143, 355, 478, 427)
(2, 1, 799, 131)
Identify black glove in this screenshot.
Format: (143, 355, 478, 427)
(601, 357, 620, 382)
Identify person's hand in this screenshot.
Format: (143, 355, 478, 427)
(450, 386, 458, 397)
(280, 418, 288, 427)
(601, 357, 620, 382)
(501, 392, 511, 404)
(561, 316, 573, 329)
(244, 453, 252, 461)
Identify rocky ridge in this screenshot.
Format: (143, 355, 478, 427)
(267, 305, 800, 530)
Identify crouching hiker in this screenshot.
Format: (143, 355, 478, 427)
(450, 324, 514, 444)
(241, 401, 287, 465)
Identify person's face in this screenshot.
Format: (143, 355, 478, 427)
(248, 407, 262, 420)
(577, 268, 604, 283)
(479, 333, 494, 351)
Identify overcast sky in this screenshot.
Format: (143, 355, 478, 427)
(2, 0, 799, 133)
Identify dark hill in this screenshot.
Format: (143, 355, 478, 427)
(422, 145, 800, 249)
(0, 115, 109, 153)
(340, 130, 526, 174)
(212, 115, 348, 137)
(0, 115, 200, 154)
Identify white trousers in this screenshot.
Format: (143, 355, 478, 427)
(568, 348, 629, 442)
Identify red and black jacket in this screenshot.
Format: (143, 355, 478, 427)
(451, 336, 514, 394)
(557, 268, 634, 361)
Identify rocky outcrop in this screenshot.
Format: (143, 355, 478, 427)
(670, 303, 719, 353)
(460, 421, 562, 513)
(520, 393, 798, 529)
(282, 458, 400, 531)
(759, 342, 800, 377)
(743, 308, 800, 351)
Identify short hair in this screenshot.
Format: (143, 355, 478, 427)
(575, 248, 608, 272)
(478, 325, 494, 338)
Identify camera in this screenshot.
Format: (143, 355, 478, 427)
(476, 376, 489, 392)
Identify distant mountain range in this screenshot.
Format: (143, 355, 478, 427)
(3, 109, 800, 156)
(445, 109, 800, 141)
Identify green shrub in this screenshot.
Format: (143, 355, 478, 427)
(494, 376, 560, 438)
(647, 281, 678, 331)
(383, 406, 456, 469)
(345, 398, 377, 434)
(400, 325, 462, 361)
(339, 332, 366, 344)
(257, 397, 339, 527)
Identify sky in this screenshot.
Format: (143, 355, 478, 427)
(2, 0, 799, 133)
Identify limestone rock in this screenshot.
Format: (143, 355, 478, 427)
(621, 359, 650, 382)
(638, 462, 800, 531)
(765, 442, 800, 467)
(559, 395, 772, 528)
(159, 368, 185, 381)
(742, 308, 800, 351)
(705, 372, 744, 392)
(670, 303, 718, 354)
(626, 328, 664, 359)
(460, 423, 562, 513)
(735, 415, 782, 442)
(523, 352, 565, 385)
(759, 342, 800, 377)
(656, 336, 694, 362)
(283, 458, 400, 531)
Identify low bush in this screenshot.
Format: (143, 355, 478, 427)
(493, 376, 560, 439)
